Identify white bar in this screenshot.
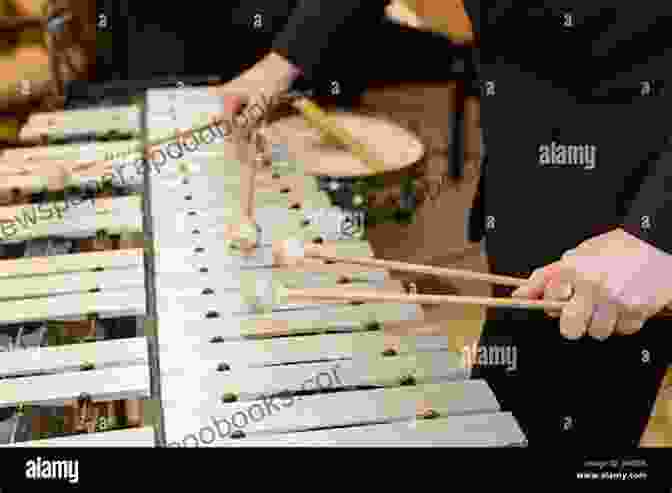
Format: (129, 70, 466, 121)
(0, 337, 147, 378)
(157, 303, 422, 342)
(0, 267, 145, 299)
(158, 332, 447, 369)
(207, 413, 526, 447)
(0, 365, 149, 408)
(161, 381, 499, 444)
(0, 196, 142, 243)
(4, 426, 156, 447)
(0, 268, 386, 301)
(160, 352, 467, 401)
(0, 140, 141, 162)
(20, 106, 140, 141)
(0, 249, 142, 279)
(0, 288, 146, 323)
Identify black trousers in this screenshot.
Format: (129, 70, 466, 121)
(471, 303, 672, 448)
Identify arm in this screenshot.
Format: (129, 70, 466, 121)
(271, 0, 387, 81)
(213, 1, 387, 119)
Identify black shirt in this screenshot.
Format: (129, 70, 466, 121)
(460, 1, 672, 278)
(101, 1, 388, 93)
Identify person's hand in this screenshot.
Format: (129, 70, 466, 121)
(209, 51, 301, 128)
(511, 228, 672, 340)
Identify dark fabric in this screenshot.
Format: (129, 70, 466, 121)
(271, 0, 388, 81)
(97, 1, 301, 81)
(95, 1, 462, 106)
(472, 306, 671, 448)
(462, 1, 672, 277)
(461, 1, 672, 446)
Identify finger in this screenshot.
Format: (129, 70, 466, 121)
(511, 262, 563, 299)
(614, 304, 648, 335)
(543, 279, 573, 318)
(587, 301, 620, 340)
(559, 280, 594, 339)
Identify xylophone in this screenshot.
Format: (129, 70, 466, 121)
(0, 87, 527, 446)
(0, 96, 147, 443)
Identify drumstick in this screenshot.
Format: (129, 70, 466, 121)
(285, 287, 565, 310)
(226, 115, 260, 253)
(290, 97, 386, 173)
(271, 285, 672, 319)
(235, 129, 256, 219)
(273, 238, 525, 287)
(272, 238, 672, 314)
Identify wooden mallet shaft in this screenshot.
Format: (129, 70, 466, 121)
(302, 247, 525, 287)
(282, 287, 672, 318)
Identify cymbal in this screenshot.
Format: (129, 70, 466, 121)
(266, 111, 425, 177)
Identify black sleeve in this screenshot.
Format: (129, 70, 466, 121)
(622, 146, 672, 254)
(271, 0, 388, 79)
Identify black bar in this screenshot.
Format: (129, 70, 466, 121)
(1, 448, 671, 486)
